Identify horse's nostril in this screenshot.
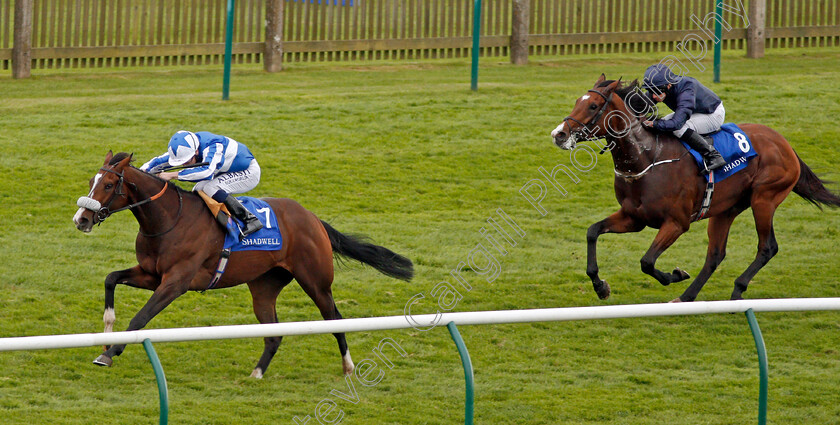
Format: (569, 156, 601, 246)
(75, 216, 90, 230)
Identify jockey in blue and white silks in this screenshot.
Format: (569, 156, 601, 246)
(140, 130, 263, 238)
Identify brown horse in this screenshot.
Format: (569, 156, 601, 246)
(73, 151, 413, 378)
(552, 75, 840, 302)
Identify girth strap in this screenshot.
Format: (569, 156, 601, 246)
(203, 248, 232, 292)
(694, 172, 715, 221)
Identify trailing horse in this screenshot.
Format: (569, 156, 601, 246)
(73, 151, 413, 378)
(552, 75, 840, 302)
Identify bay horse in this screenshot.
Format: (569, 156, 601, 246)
(73, 151, 413, 378)
(551, 75, 840, 302)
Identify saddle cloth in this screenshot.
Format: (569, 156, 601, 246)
(681, 123, 758, 181)
(221, 197, 283, 252)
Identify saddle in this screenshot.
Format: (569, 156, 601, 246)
(197, 191, 231, 229)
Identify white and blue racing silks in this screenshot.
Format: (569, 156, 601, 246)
(140, 132, 255, 181)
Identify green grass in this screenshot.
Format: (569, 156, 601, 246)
(1, 48, 840, 424)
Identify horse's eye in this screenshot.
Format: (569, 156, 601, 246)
(590, 103, 598, 110)
(105, 183, 114, 190)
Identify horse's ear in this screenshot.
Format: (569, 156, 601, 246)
(629, 78, 639, 89)
(594, 73, 606, 88)
(606, 79, 622, 92)
(104, 150, 113, 165)
(113, 153, 132, 170)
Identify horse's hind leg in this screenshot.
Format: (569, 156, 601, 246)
(247, 268, 293, 379)
(676, 209, 743, 302)
(94, 265, 159, 366)
(295, 268, 354, 375)
(731, 201, 781, 300)
(639, 220, 691, 286)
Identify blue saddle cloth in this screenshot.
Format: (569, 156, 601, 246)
(223, 197, 283, 252)
(681, 123, 757, 182)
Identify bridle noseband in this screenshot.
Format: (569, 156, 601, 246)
(76, 166, 181, 237)
(562, 89, 614, 140)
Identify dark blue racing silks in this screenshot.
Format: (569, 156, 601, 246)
(642, 65, 723, 133)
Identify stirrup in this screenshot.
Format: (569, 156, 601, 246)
(702, 155, 726, 174)
(238, 217, 263, 240)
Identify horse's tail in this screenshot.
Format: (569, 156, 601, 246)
(793, 154, 840, 209)
(320, 220, 414, 281)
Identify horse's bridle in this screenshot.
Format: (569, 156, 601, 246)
(562, 88, 614, 140)
(76, 166, 182, 237)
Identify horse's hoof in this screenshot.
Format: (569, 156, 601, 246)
(93, 354, 113, 367)
(595, 280, 611, 300)
(669, 297, 683, 303)
(250, 368, 264, 379)
(672, 268, 691, 282)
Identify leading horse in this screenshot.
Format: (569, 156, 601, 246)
(73, 151, 414, 378)
(552, 75, 840, 302)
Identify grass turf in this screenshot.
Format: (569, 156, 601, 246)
(1, 48, 840, 424)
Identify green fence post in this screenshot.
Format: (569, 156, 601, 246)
(745, 309, 768, 425)
(470, 0, 482, 91)
(713, 0, 723, 83)
(447, 322, 475, 425)
(222, 0, 236, 100)
(143, 339, 169, 425)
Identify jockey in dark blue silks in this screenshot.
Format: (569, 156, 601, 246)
(140, 130, 264, 238)
(641, 64, 727, 173)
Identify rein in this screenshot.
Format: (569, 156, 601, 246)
(138, 190, 183, 238)
(76, 167, 183, 238)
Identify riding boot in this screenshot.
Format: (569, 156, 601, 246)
(223, 196, 263, 239)
(681, 128, 726, 173)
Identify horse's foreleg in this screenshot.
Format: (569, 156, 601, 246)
(96, 266, 159, 358)
(587, 211, 644, 299)
(731, 202, 780, 300)
(96, 274, 189, 366)
(676, 210, 741, 302)
(639, 220, 690, 287)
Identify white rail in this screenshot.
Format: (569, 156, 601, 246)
(2, 298, 840, 352)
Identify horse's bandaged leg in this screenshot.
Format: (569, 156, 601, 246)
(342, 351, 355, 375)
(103, 307, 116, 333)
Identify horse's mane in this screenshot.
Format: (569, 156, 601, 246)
(596, 79, 654, 119)
(110, 152, 133, 165)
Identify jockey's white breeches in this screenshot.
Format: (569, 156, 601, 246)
(194, 159, 261, 198)
(665, 102, 726, 138)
